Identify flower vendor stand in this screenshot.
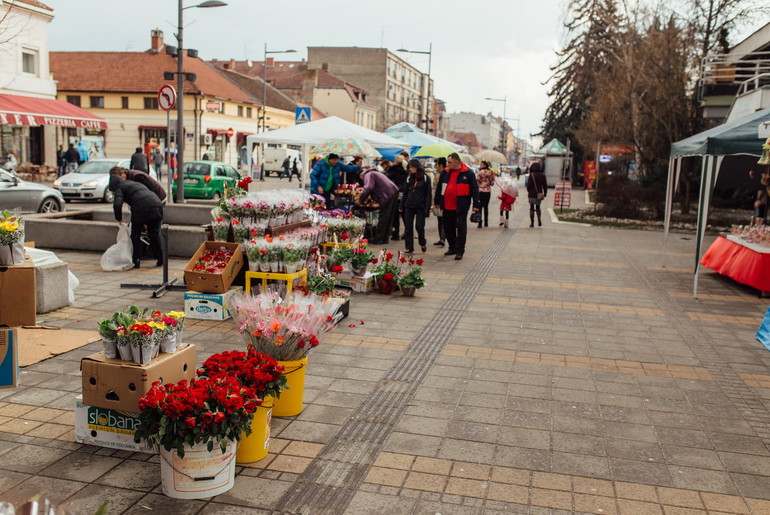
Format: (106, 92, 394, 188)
(244, 268, 308, 295)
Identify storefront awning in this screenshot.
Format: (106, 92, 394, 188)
(0, 93, 107, 130)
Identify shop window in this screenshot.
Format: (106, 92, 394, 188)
(90, 96, 104, 108)
(122, 97, 129, 109)
(144, 97, 159, 110)
(22, 49, 38, 75)
(66, 95, 81, 107)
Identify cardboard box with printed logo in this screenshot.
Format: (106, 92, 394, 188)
(74, 395, 155, 453)
(184, 286, 242, 320)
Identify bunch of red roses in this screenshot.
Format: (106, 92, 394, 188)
(198, 345, 286, 401)
(135, 375, 259, 457)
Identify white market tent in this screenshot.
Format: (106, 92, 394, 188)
(246, 116, 410, 185)
(663, 107, 770, 297)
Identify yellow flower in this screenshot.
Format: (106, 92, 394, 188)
(166, 311, 185, 319)
(148, 321, 166, 330)
(0, 221, 18, 233)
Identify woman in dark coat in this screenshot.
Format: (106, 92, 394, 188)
(526, 161, 548, 227)
(400, 159, 432, 253)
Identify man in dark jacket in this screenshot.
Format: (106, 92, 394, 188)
(111, 166, 167, 202)
(310, 153, 361, 209)
(433, 153, 480, 260)
(526, 161, 548, 227)
(64, 143, 79, 174)
(356, 168, 399, 245)
(109, 174, 164, 268)
(387, 154, 409, 240)
(129, 147, 149, 173)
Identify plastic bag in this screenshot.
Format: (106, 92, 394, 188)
(101, 224, 134, 271)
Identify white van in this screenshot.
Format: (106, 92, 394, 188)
(263, 148, 301, 177)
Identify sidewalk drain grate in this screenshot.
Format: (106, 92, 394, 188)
(272, 223, 517, 514)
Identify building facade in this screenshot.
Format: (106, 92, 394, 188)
(49, 31, 296, 169)
(306, 47, 434, 132)
(449, 112, 503, 151)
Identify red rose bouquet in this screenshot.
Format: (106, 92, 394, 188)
(198, 345, 286, 400)
(134, 376, 258, 457)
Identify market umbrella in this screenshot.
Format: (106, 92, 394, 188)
(475, 149, 508, 164)
(412, 143, 458, 159)
(459, 152, 477, 164)
(309, 137, 381, 159)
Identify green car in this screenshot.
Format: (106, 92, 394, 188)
(171, 161, 241, 200)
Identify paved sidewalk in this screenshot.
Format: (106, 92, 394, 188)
(2, 182, 770, 514)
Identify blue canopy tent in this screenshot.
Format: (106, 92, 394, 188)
(663, 107, 770, 296)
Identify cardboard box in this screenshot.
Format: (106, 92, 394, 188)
(184, 286, 242, 320)
(335, 271, 375, 293)
(0, 256, 36, 326)
(81, 344, 196, 412)
(74, 395, 155, 453)
(0, 328, 18, 388)
(184, 241, 243, 294)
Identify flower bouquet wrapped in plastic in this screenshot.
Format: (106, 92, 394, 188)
(0, 209, 24, 265)
(229, 291, 342, 361)
(211, 217, 230, 242)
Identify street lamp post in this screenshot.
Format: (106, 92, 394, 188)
(397, 44, 432, 133)
(258, 44, 296, 181)
(174, 0, 227, 203)
(485, 96, 507, 158)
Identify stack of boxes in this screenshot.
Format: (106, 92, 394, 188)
(183, 241, 244, 320)
(0, 256, 36, 389)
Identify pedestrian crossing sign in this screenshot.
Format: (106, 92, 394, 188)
(295, 107, 311, 124)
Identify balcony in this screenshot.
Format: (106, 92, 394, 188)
(698, 51, 770, 121)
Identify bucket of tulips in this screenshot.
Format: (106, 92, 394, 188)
(198, 345, 286, 464)
(229, 291, 342, 416)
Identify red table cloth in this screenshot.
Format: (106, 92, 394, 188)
(701, 235, 770, 292)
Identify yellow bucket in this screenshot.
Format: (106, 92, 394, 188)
(272, 357, 307, 417)
(235, 395, 272, 464)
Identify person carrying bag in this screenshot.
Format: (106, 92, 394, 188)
(526, 161, 547, 227)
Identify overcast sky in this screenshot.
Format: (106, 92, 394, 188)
(44, 0, 570, 145)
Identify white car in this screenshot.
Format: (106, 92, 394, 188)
(54, 159, 158, 202)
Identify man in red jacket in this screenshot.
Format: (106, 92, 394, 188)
(433, 153, 480, 260)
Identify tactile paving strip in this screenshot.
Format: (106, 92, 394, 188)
(272, 226, 517, 514)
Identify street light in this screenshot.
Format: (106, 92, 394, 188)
(397, 44, 432, 132)
(258, 45, 296, 181)
(485, 96, 507, 158)
(174, 0, 227, 203)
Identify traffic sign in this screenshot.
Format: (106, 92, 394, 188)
(158, 85, 176, 111)
(227, 127, 234, 138)
(295, 107, 311, 124)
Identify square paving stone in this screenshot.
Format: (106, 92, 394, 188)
(2, 443, 71, 473)
(395, 416, 450, 437)
(383, 433, 442, 457)
(2, 475, 87, 506)
(610, 458, 673, 486)
(60, 484, 145, 514)
(0, 470, 30, 493)
(552, 432, 606, 456)
(213, 476, 292, 509)
(730, 472, 770, 500)
(717, 451, 770, 475)
(275, 420, 341, 444)
(551, 451, 611, 479)
(201, 503, 271, 514)
(436, 438, 496, 463)
(345, 491, 417, 514)
(667, 465, 739, 495)
(493, 445, 551, 472)
(661, 445, 724, 470)
(122, 493, 206, 514)
(447, 420, 498, 444)
(95, 458, 161, 490)
(41, 450, 123, 482)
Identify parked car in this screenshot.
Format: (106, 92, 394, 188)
(53, 159, 158, 203)
(0, 167, 65, 213)
(171, 161, 241, 200)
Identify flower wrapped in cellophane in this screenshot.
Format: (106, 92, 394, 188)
(0, 209, 24, 265)
(229, 291, 342, 361)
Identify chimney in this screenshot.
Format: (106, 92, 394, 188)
(300, 69, 317, 105)
(321, 63, 329, 72)
(150, 29, 164, 54)
(228, 58, 235, 70)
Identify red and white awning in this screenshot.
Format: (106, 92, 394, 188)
(0, 93, 107, 130)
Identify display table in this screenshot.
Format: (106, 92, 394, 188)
(700, 235, 770, 292)
(244, 268, 307, 294)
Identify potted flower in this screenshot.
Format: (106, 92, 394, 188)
(370, 250, 400, 294)
(0, 209, 24, 265)
(307, 270, 336, 296)
(349, 245, 374, 276)
(134, 376, 258, 498)
(211, 217, 230, 241)
(329, 245, 354, 271)
(397, 257, 425, 296)
(97, 310, 136, 359)
(118, 322, 157, 365)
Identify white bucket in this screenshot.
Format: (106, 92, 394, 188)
(160, 441, 236, 499)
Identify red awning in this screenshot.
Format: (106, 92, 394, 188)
(0, 93, 107, 130)
(207, 128, 227, 137)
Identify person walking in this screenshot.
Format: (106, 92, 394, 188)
(434, 153, 480, 260)
(280, 156, 291, 180)
(388, 153, 409, 240)
(400, 159, 432, 253)
(289, 158, 301, 182)
(130, 147, 149, 173)
(432, 157, 448, 247)
(64, 143, 79, 174)
(152, 149, 164, 181)
(111, 166, 167, 202)
(57, 145, 67, 177)
(310, 153, 361, 209)
(526, 161, 548, 227)
(356, 168, 399, 245)
(515, 166, 522, 180)
(108, 172, 164, 269)
(476, 160, 495, 228)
